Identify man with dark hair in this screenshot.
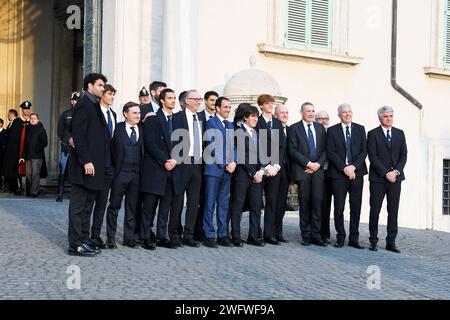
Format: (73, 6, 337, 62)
(89, 84, 118, 248)
(200, 91, 218, 122)
(140, 88, 182, 250)
(67, 72, 112, 256)
(140, 81, 167, 123)
(56, 92, 80, 202)
(287, 102, 327, 247)
(104, 102, 144, 249)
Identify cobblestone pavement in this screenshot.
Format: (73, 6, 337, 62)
(1, 193, 450, 300)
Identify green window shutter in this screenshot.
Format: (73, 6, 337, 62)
(445, 0, 450, 66)
(285, 0, 332, 50)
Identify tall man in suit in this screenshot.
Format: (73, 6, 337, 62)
(140, 81, 167, 123)
(367, 106, 407, 253)
(170, 90, 205, 247)
(287, 102, 327, 246)
(88, 85, 117, 248)
(200, 91, 218, 122)
(105, 102, 144, 249)
(326, 104, 367, 249)
(140, 88, 182, 250)
(202, 97, 236, 248)
(273, 105, 290, 243)
(0, 119, 7, 191)
(256, 94, 284, 245)
(67, 73, 109, 256)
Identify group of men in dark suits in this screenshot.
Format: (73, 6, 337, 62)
(66, 73, 407, 256)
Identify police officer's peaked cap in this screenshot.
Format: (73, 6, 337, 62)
(19, 101, 32, 109)
(139, 87, 149, 97)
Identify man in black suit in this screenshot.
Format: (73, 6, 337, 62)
(255, 94, 284, 246)
(326, 103, 367, 249)
(0, 119, 7, 190)
(67, 73, 109, 256)
(88, 84, 118, 248)
(287, 102, 327, 246)
(367, 106, 407, 253)
(139, 81, 167, 123)
(105, 102, 144, 249)
(140, 88, 182, 250)
(169, 90, 205, 248)
(273, 105, 291, 243)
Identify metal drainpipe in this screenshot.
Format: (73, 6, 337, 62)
(391, 0, 423, 110)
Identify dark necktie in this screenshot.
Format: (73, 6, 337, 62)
(130, 126, 137, 144)
(193, 114, 201, 160)
(167, 114, 173, 135)
(345, 125, 352, 164)
(386, 129, 392, 148)
(223, 120, 227, 128)
(307, 124, 316, 161)
(106, 110, 113, 137)
(267, 120, 272, 131)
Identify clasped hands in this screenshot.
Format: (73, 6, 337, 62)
(304, 162, 321, 174)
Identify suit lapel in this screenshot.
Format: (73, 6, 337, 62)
(299, 121, 309, 146)
(157, 109, 171, 150)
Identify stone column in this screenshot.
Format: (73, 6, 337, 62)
(84, 0, 103, 75)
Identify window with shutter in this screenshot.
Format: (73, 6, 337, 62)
(445, 0, 450, 66)
(285, 0, 332, 50)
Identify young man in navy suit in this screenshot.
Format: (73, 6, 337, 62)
(367, 106, 407, 253)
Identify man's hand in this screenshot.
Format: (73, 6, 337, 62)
(225, 162, 236, 173)
(143, 112, 156, 122)
(266, 165, 278, 177)
(253, 170, 264, 183)
(69, 137, 75, 148)
(308, 162, 321, 172)
(304, 168, 314, 174)
(385, 171, 397, 183)
(343, 165, 356, 180)
(165, 159, 177, 171)
(84, 163, 95, 176)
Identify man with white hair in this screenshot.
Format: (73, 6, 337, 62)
(367, 106, 407, 253)
(326, 104, 367, 249)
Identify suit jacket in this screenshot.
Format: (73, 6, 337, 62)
(367, 126, 407, 183)
(172, 109, 205, 159)
(68, 93, 117, 190)
(256, 115, 285, 167)
(111, 122, 144, 177)
(281, 124, 292, 178)
(0, 129, 7, 169)
(139, 103, 155, 123)
(203, 115, 236, 177)
(140, 108, 182, 195)
(287, 120, 327, 182)
(234, 126, 263, 182)
(326, 122, 368, 179)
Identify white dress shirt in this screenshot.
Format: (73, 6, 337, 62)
(100, 104, 115, 136)
(185, 108, 203, 157)
(203, 109, 215, 121)
(151, 100, 160, 113)
(381, 125, 392, 139)
(216, 114, 226, 127)
(125, 122, 139, 141)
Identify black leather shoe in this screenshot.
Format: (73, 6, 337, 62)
(301, 239, 310, 246)
(368, 243, 378, 251)
(171, 239, 183, 248)
(204, 239, 219, 248)
(156, 238, 178, 249)
(264, 237, 281, 245)
(84, 240, 101, 253)
(56, 195, 63, 202)
(275, 235, 289, 243)
(141, 240, 156, 250)
(104, 239, 117, 249)
(246, 238, 265, 247)
(68, 244, 98, 256)
(334, 241, 344, 248)
(122, 240, 138, 248)
(217, 237, 233, 247)
(232, 238, 243, 247)
(311, 238, 327, 247)
(386, 244, 401, 253)
(322, 238, 332, 245)
(89, 237, 106, 249)
(183, 238, 200, 248)
(348, 241, 365, 249)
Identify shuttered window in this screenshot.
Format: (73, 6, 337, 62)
(445, 0, 450, 66)
(444, 159, 450, 215)
(286, 0, 332, 50)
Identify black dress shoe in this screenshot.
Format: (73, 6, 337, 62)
(233, 240, 243, 247)
(204, 239, 219, 248)
(141, 240, 156, 250)
(122, 240, 138, 248)
(275, 235, 289, 243)
(68, 244, 98, 256)
(368, 243, 378, 251)
(348, 241, 365, 249)
(246, 238, 265, 247)
(264, 237, 281, 245)
(301, 239, 310, 246)
(156, 238, 178, 249)
(322, 238, 332, 245)
(310, 238, 327, 247)
(89, 237, 106, 249)
(334, 241, 344, 248)
(56, 196, 63, 202)
(386, 244, 401, 253)
(217, 237, 233, 247)
(104, 240, 117, 249)
(84, 240, 101, 253)
(183, 238, 200, 248)
(171, 240, 183, 248)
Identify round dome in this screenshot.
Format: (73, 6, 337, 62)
(223, 68, 282, 97)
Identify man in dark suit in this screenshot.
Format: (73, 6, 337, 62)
(287, 102, 327, 246)
(169, 90, 205, 248)
(202, 97, 236, 248)
(200, 91, 218, 122)
(255, 94, 284, 245)
(88, 84, 118, 248)
(0, 119, 7, 190)
(367, 106, 407, 253)
(140, 88, 182, 250)
(274, 105, 291, 243)
(105, 102, 144, 249)
(139, 81, 167, 123)
(326, 103, 368, 249)
(67, 73, 109, 256)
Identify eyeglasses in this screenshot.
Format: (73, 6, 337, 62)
(317, 117, 329, 120)
(188, 98, 203, 102)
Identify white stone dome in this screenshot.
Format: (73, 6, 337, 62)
(223, 67, 283, 97)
